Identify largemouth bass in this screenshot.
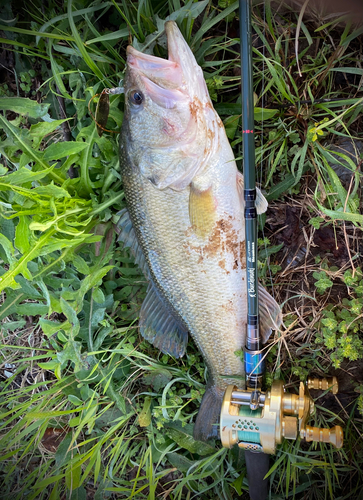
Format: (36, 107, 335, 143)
(118, 21, 282, 441)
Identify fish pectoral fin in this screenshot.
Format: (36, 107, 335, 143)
(237, 171, 268, 214)
(140, 282, 188, 358)
(116, 208, 149, 276)
(139, 150, 200, 191)
(258, 284, 283, 343)
(189, 183, 216, 238)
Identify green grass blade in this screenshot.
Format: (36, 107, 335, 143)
(0, 24, 74, 41)
(67, 0, 105, 82)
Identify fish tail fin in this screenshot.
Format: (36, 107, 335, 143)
(194, 384, 223, 442)
(258, 284, 283, 344)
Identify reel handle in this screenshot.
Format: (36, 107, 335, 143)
(302, 425, 343, 448)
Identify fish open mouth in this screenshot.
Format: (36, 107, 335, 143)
(126, 22, 186, 89)
(126, 21, 208, 104)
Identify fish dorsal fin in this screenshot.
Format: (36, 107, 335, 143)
(237, 171, 268, 214)
(189, 182, 216, 238)
(116, 208, 148, 276)
(258, 284, 283, 343)
(140, 282, 188, 358)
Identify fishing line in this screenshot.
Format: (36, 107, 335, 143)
(250, 0, 271, 393)
(258, 0, 278, 304)
(255, 5, 264, 396)
(258, 1, 266, 188)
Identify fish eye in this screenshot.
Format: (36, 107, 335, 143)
(129, 90, 144, 105)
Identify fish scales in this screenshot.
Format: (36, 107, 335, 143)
(119, 21, 282, 441)
(121, 139, 247, 382)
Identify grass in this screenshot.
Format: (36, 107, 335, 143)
(0, 0, 362, 498)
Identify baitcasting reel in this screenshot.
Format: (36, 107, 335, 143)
(220, 377, 343, 454)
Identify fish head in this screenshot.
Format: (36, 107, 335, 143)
(122, 21, 222, 190)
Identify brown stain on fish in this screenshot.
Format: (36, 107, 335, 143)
(207, 127, 215, 141)
(218, 258, 227, 271)
(189, 98, 202, 121)
(222, 299, 234, 313)
(183, 215, 246, 275)
(240, 240, 246, 269)
(203, 217, 240, 263)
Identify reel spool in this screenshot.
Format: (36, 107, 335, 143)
(220, 377, 343, 454)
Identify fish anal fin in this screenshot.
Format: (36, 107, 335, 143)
(237, 171, 268, 215)
(194, 383, 223, 442)
(189, 183, 216, 238)
(258, 284, 282, 343)
(140, 282, 188, 358)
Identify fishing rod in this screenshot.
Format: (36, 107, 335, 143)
(219, 2, 343, 499)
(90, 9, 343, 498)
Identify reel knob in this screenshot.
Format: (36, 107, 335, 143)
(301, 425, 344, 448)
(307, 376, 338, 394)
